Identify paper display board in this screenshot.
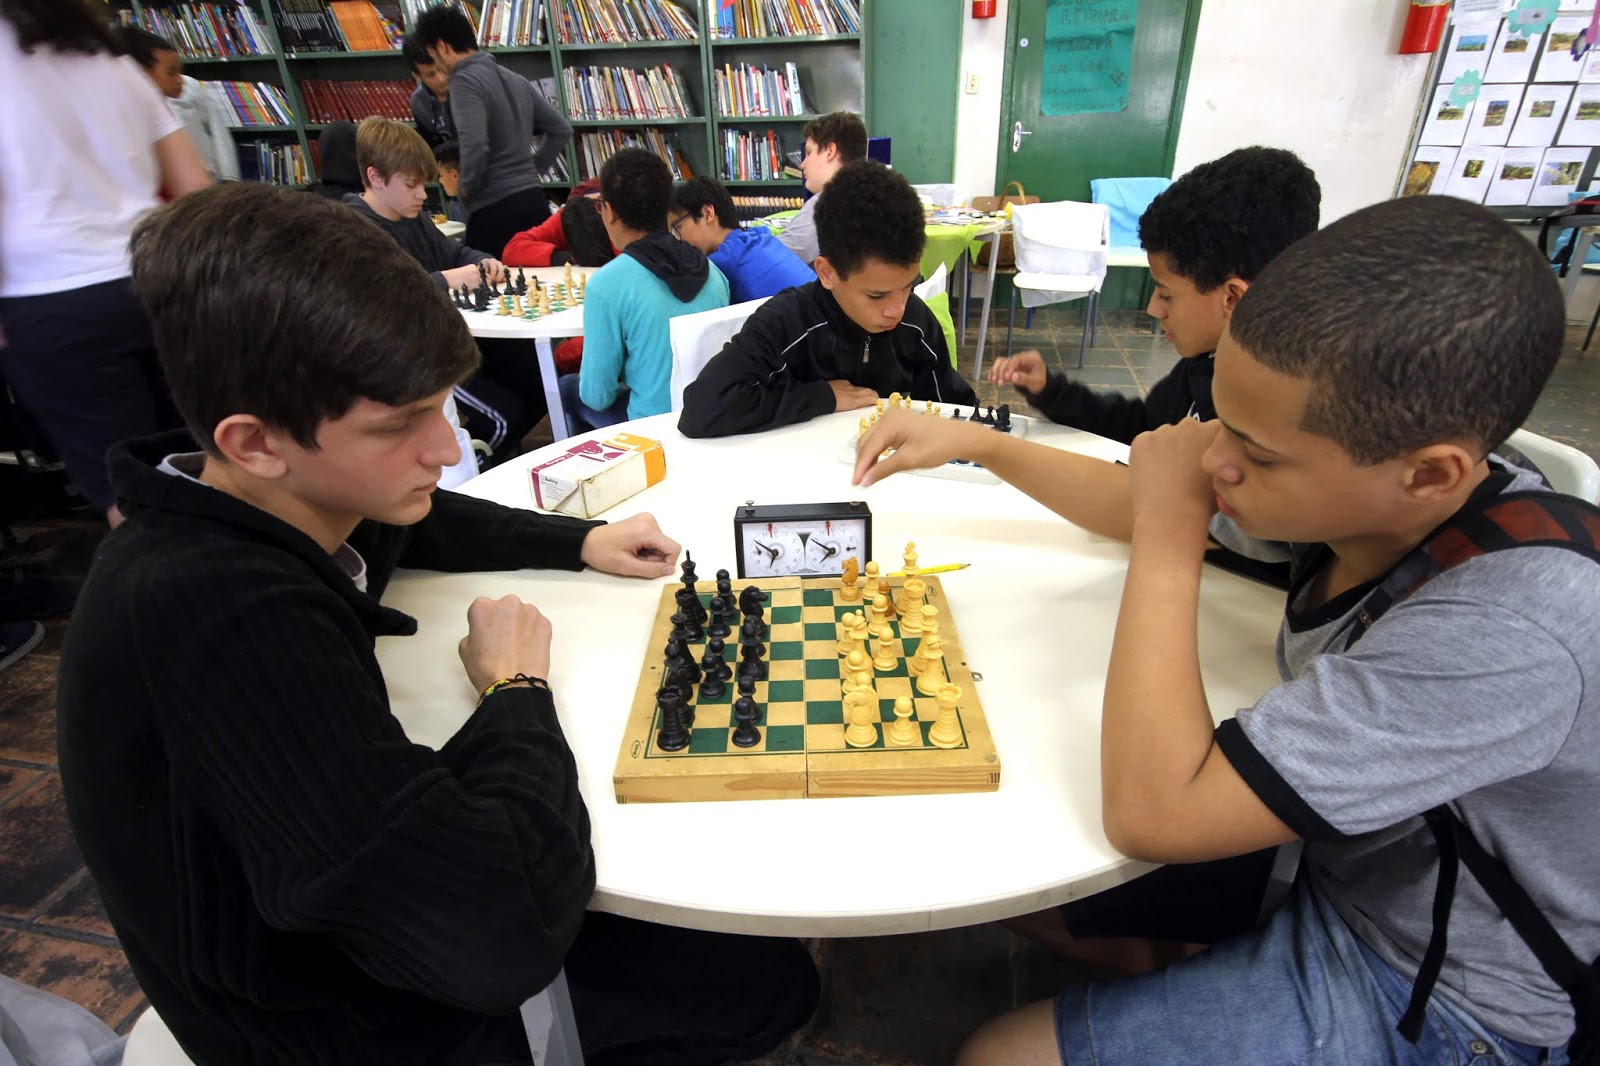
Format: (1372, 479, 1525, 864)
(1405, 8, 1595, 207)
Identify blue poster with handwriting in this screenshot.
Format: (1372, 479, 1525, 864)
(1042, 0, 1139, 116)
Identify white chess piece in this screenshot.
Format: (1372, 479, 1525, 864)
(915, 635, 946, 696)
(928, 684, 962, 748)
(886, 697, 918, 746)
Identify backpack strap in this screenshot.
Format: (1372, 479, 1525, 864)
(1404, 807, 1600, 1041)
(1333, 487, 1600, 1043)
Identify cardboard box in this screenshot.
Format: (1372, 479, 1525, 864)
(530, 433, 666, 518)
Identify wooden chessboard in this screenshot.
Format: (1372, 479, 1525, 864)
(614, 575, 1000, 803)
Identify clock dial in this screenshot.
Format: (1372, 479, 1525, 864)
(741, 527, 804, 576)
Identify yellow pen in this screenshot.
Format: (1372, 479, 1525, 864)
(888, 563, 969, 577)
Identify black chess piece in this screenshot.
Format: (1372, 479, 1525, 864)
(516, 267, 528, 294)
(669, 610, 695, 646)
(738, 645, 767, 683)
(706, 596, 731, 640)
(730, 695, 761, 748)
(737, 674, 756, 699)
(655, 685, 690, 752)
(700, 637, 731, 699)
(740, 585, 769, 638)
(673, 589, 706, 641)
(738, 616, 766, 658)
(997, 403, 1012, 432)
(680, 551, 699, 587)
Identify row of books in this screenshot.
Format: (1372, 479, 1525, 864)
(732, 194, 803, 217)
(298, 78, 413, 121)
(720, 128, 788, 182)
(126, 4, 272, 59)
(563, 64, 695, 121)
(554, 0, 696, 45)
(273, 0, 402, 54)
(401, 0, 476, 28)
(325, 0, 405, 50)
(712, 61, 809, 118)
(537, 153, 574, 182)
(238, 140, 309, 184)
(478, 0, 546, 45)
(577, 128, 693, 180)
(202, 80, 297, 125)
(712, 0, 860, 38)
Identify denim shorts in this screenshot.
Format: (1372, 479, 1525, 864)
(1055, 878, 1569, 1065)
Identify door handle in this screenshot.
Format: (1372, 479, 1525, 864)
(1012, 121, 1033, 153)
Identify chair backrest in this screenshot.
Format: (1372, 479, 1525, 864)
(439, 392, 481, 490)
(1505, 427, 1600, 504)
(1090, 176, 1172, 250)
(1010, 200, 1109, 282)
(911, 183, 961, 208)
(669, 297, 769, 413)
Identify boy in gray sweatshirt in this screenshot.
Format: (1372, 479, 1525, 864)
(409, 11, 572, 257)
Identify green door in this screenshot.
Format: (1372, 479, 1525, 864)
(997, 0, 1203, 308)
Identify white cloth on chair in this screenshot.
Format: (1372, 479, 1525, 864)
(668, 298, 770, 413)
(0, 974, 125, 1066)
(1011, 201, 1109, 309)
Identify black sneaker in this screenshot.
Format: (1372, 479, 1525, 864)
(0, 620, 43, 672)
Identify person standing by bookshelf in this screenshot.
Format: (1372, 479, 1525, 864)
(0, 0, 212, 526)
(123, 27, 242, 182)
(403, 33, 455, 151)
(411, 4, 572, 256)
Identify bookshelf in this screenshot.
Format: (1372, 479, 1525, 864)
(117, 0, 870, 193)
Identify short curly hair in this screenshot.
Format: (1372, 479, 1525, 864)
(814, 161, 925, 278)
(1230, 196, 1562, 464)
(1139, 146, 1319, 293)
(600, 148, 671, 233)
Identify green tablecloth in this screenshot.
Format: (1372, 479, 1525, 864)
(921, 222, 987, 277)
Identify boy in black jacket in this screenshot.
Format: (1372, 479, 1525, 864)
(55, 184, 817, 1066)
(678, 161, 978, 438)
(345, 117, 505, 291)
(988, 147, 1320, 444)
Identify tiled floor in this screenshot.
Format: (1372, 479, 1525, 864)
(2, 304, 1597, 1064)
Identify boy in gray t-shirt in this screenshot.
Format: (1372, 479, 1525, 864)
(851, 195, 1596, 1064)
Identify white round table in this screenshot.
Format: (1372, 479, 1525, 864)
(374, 409, 1283, 936)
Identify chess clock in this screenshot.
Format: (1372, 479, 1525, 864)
(733, 501, 872, 579)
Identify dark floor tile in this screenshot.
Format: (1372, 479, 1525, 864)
(0, 775, 83, 920)
(0, 929, 144, 1032)
(0, 763, 44, 806)
(37, 871, 116, 941)
(0, 676, 58, 766)
(1, 650, 58, 693)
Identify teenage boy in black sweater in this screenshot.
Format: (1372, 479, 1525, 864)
(988, 146, 1320, 443)
(55, 184, 817, 1066)
(678, 161, 978, 438)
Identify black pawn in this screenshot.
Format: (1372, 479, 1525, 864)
(737, 674, 757, 700)
(731, 695, 761, 748)
(998, 403, 1012, 431)
(516, 267, 528, 294)
(700, 636, 731, 699)
(706, 596, 731, 640)
(715, 570, 735, 617)
(669, 610, 694, 646)
(655, 685, 690, 752)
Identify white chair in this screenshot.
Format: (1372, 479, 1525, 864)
(438, 392, 482, 490)
(1505, 427, 1600, 504)
(124, 972, 585, 1066)
(913, 260, 948, 305)
(1001, 200, 1110, 377)
(668, 297, 770, 413)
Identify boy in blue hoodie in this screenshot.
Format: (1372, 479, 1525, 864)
(668, 177, 814, 304)
(563, 149, 729, 434)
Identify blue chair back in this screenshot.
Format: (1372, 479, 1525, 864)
(1090, 176, 1172, 250)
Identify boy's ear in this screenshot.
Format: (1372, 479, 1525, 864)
(815, 255, 839, 290)
(363, 166, 382, 189)
(699, 204, 718, 226)
(212, 414, 291, 481)
(1220, 277, 1249, 314)
(1401, 442, 1478, 502)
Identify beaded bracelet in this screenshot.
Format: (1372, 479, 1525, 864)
(479, 674, 551, 701)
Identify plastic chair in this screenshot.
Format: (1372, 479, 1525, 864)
(1091, 176, 1170, 333)
(1505, 427, 1600, 504)
(913, 263, 958, 368)
(1002, 201, 1109, 374)
(439, 392, 482, 490)
(124, 972, 586, 1066)
(668, 297, 770, 412)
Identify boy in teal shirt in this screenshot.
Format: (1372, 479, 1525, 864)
(563, 149, 729, 433)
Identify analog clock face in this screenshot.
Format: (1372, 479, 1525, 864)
(738, 518, 867, 577)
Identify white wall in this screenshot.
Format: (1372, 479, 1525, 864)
(953, 0, 1433, 223)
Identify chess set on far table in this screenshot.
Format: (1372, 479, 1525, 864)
(838, 392, 1033, 484)
(452, 262, 589, 319)
(614, 543, 999, 804)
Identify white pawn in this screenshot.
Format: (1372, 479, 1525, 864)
(918, 603, 940, 644)
(865, 593, 891, 640)
(843, 686, 878, 747)
(873, 626, 896, 672)
(842, 649, 872, 694)
(928, 684, 963, 748)
(886, 696, 918, 746)
(916, 635, 946, 696)
(836, 610, 862, 656)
